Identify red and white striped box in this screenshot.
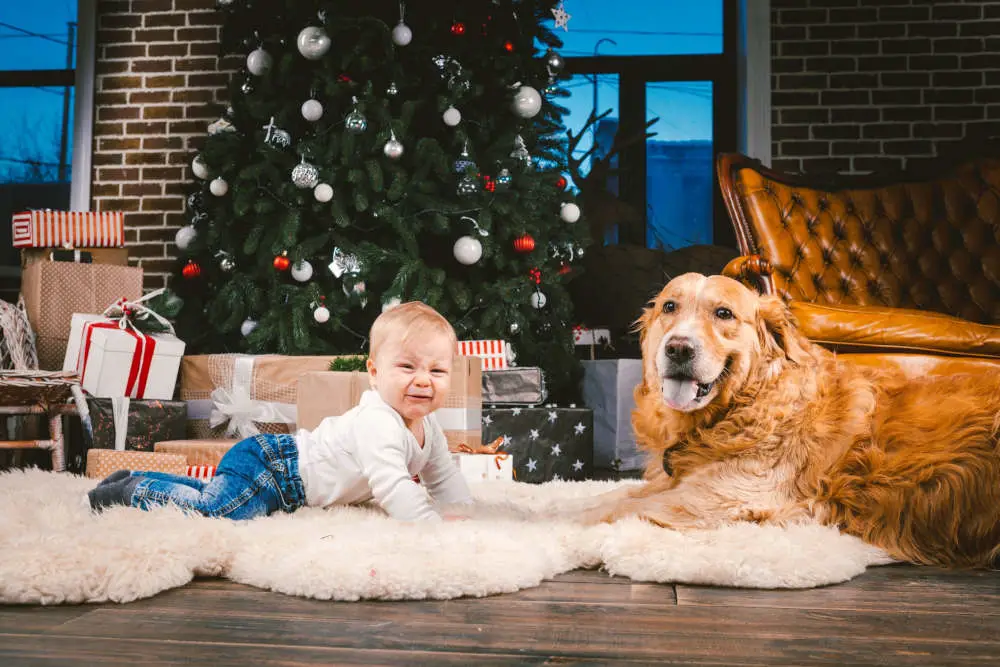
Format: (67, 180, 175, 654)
(457, 340, 510, 370)
(12, 210, 125, 248)
(187, 465, 216, 480)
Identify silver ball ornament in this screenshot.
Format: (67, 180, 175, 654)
(530, 291, 548, 309)
(344, 108, 367, 134)
(240, 79, 254, 94)
(392, 22, 412, 46)
(313, 183, 334, 202)
(512, 85, 542, 118)
(191, 155, 209, 180)
(442, 106, 461, 126)
(386, 81, 399, 96)
(560, 202, 581, 223)
(291, 260, 314, 282)
(546, 49, 566, 74)
(246, 47, 273, 75)
(297, 26, 331, 60)
(174, 225, 197, 250)
(383, 132, 404, 159)
(291, 160, 320, 189)
(313, 305, 331, 323)
(453, 235, 483, 265)
(509, 322, 520, 334)
(240, 318, 258, 337)
(456, 174, 480, 197)
(301, 99, 324, 122)
(219, 256, 235, 272)
(209, 177, 228, 196)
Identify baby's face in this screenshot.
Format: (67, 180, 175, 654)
(367, 334, 454, 426)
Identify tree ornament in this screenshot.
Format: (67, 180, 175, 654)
(454, 140, 476, 173)
(558, 263, 572, 276)
(344, 97, 367, 134)
(273, 252, 291, 271)
(291, 157, 320, 189)
(382, 297, 402, 313)
(240, 78, 254, 95)
(297, 26, 331, 60)
(187, 192, 202, 210)
(509, 322, 520, 334)
(246, 47, 273, 76)
(262, 116, 291, 149)
(240, 318, 258, 337)
(453, 235, 483, 265)
(510, 135, 531, 168)
(546, 49, 566, 75)
(556, 175, 568, 190)
(328, 247, 363, 278)
(483, 175, 496, 192)
(174, 225, 197, 250)
(392, 22, 412, 46)
(442, 106, 461, 126)
(208, 116, 235, 135)
(313, 297, 330, 323)
(386, 81, 399, 96)
(456, 174, 480, 197)
(528, 267, 542, 284)
(513, 233, 535, 253)
(503, 40, 515, 52)
(551, 2, 572, 31)
(496, 167, 513, 190)
(511, 85, 542, 118)
(182, 260, 201, 279)
(530, 290, 548, 309)
(219, 255, 236, 272)
(209, 177, 228, 196)
(560, 201, 581, 223)
(301, 98, 324, 121)
(291, 260, 314, 282)
(451, 21, 466, 36)
(313, 182, 334, 202)
(383, 130, 404, 159)
(191, 155, 209, 180)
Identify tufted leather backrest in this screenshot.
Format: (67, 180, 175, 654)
(719, 156, 1000, 324)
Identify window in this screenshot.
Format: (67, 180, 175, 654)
(559, 0, 739, 250)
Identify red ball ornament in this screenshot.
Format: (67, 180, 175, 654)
(503, 40, 515, 52)
(528, 267, 542, 285)
(182, 260, 201, 279)
(451, 22, 466, 36)
(337, 74, 353, 83)
(513, 233, 535, 253)
(556, 175, 568, 190)
(483, 175, 496, 192)
(558, 263, 572, 276)
(273, 253, 291, 271)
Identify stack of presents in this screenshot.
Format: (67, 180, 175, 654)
(10, 209, 647, 485)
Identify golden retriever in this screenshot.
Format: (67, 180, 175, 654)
(577, 273, 1000, 568)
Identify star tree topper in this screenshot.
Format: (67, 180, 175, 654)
(551, 2, 572, 31)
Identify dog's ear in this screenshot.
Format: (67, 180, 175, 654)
(757, 296, 814, 365)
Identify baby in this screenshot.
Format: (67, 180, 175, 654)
(88, 301, 473, 522)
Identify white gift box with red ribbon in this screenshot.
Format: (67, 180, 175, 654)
(456, 339, 512, 370)
(451, 452, 514, 483)
(63, 290, 185, 400)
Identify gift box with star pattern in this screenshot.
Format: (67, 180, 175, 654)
(480, 406, 593, 483)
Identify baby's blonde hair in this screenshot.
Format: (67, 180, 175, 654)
(369, 301, 457, 361)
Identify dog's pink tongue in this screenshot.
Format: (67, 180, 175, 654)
(663, 378, 699, 409)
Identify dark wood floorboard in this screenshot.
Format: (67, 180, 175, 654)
(1, 566, 998, 665)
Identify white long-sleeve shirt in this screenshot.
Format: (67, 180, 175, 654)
(294, 390, 472, 521)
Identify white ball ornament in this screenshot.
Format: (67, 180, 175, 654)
(392, 22, 412, 46)
(453, 235, 483, 265)
(512, 85, 542, 118)
(191, 155, 209, 180)
(383, 131, 404, 160)
(530, 291, 548, 309)
(174, 225, 197, 250)
(560, 202, 581, 223)
(297, 26, 331, 60)
(313, 183, 334, 202)
(240, 318, 258, 337)
(442, 106, 462, 127)
(291, 260, 314, 282)
(209, 177, 228, 196)
(246, 47, 273, 76)
(382, 297, 402, 313)
(313, 305, 331, 323)
(301, 99, 324, 122)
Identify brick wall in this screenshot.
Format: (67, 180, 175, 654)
(92, 0, 233, 288)
(771, 0, 1000, 175)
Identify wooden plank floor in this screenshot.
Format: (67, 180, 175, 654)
(1, 565, 998, 665)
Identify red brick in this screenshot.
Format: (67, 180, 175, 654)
(98, 106, 141, 121)
(134, 28, 176, 43)
(93, 121, 125, 136)
(101, 75, 142, 90)
(98, 168, 140, 181)
(125, 152, 168, 165)
(186, 73, 228, 87)
(128, 213, 167, 226)
(99, 137, 142, 151)
(138, 259, 175, 274)
(97, 198, 143, 211)
(144, 13, 187, 28)
(168, 120, 208, 134)
(100, 14, 142, 29)
(94, 92, 128, 106)
(142, 167, 184, 180)
(122, 183, 166, 197)
(185, 104, 224, 120)
(140, 227, 182, 242)
(141, 197, 185, 212)
(130, 244, 168, 259)
(92, 183, 122, 197)
(93, 153, 123, 167)
(174, 57, 217, 72)
(163, 181, 188, 196)
(142, 105, 185, 119)
(148, 43, 188, 57)
(144, 275, 169, 290)
(143, 136, 184, 150)
(125, 121, 168, 134)
(167, 151, 192, 165)
(97, 29, 134, 44)
(186, 11, 222, 26)
(144, 74, 186, 88)
(97, 0, 131, 13)
(164, 213, 188, 226)
(175, 0, 215, 10)
(132, 0, 175, 10)
(172, 89, 214, 103)
(189, 42, 221, 56)
(176, 27, 219, 42)
(131, 59, 173, 73)
(96, 60, 129, 75)
(104, 44, 146, 59)
(129, 90, 171, 104)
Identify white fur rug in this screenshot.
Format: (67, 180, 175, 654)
(0, 469, 893, 605)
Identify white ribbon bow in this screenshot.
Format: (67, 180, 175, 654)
(207, 356, 297, 438)
(103, 287, 176, 335)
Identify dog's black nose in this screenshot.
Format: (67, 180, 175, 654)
(665, 338, 694, 363)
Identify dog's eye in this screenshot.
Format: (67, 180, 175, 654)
(662, 300, 676, 314)
(715, 307, 734, 320)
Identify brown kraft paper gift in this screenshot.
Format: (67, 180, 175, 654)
(180, 354, 342, 439)
(154, 439, 239, 466)
(296, 356, 482, 448)
(20, 261, 144, 370)
(85, 449, 187, 479)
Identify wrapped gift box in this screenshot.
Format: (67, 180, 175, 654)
(64, 313, 185, 400)
(180, 354, 342, 439)
(581, 359, 645, 471)
(187, 465, 216, 479)
(85, 449, 187, 479)
(481, 407, 594, 483)
(21, 247, 130, 268)
(457, 339, 511, 370)
(482, 367, 547, 406)
(85, 397, 187, 452)
(20, 261, 143, 370)
(451, 452, 514, 483)
(297, 356, 483, 449)
(155, 439, 238, 466)
(12, 210, 125, 248)
(574, 326, 615, 360)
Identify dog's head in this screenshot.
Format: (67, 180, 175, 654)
(636, 273, 815, 414)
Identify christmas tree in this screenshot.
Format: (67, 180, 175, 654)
(173, 0, 588, 400)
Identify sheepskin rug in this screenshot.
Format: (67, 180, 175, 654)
(0, 468, 893, 605)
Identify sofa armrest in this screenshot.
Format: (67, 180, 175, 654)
(721, 254, 775, 295)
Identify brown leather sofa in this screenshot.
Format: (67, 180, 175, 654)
(716, 147, 1000, 375)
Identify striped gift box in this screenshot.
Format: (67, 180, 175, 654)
(457, 340, 509, 370)
(186, 465, 216, 479)
(12, 210, 125, 248)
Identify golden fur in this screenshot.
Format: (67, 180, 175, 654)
(579, 273, 1000, 568)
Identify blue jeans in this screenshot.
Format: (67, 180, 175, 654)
(128, 434, 305, 520)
